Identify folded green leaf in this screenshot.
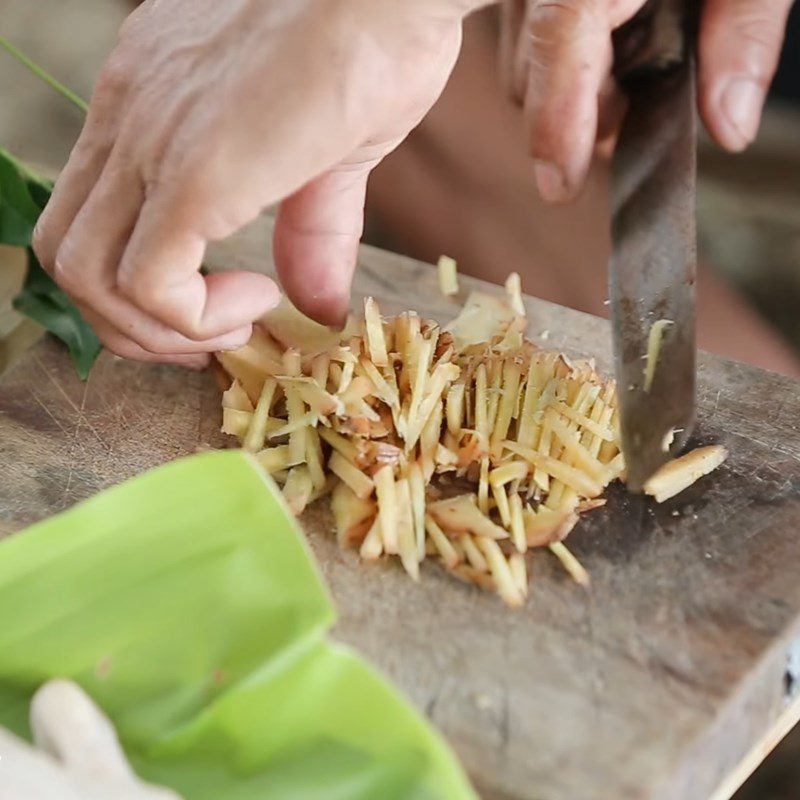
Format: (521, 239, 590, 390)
(0, 451, 476, 800)
(0, 147, 101, 378)
(0, 44, 100, 378)
(12, 249, 102, 379)
(0, 147, 49, 246)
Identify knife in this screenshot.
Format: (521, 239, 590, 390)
(609, 0, 699, 492)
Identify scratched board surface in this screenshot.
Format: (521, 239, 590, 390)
(1, 217, 799, 800)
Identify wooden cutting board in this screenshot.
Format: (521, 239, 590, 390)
(1, 216, 799, 800)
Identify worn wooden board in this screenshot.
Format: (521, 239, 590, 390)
(1, 216, 799, 800)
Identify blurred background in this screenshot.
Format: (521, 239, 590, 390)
(1, 2, 799, 796)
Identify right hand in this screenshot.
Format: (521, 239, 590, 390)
(34, 0, 487, 367)
(498, 0, 795, 204)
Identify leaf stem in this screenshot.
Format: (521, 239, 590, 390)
(0, 35, 88, 114)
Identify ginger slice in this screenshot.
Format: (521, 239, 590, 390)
(644, 445, 728, 503)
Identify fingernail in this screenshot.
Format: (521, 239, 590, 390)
(721, 79, 763, 149)
(327, 314, 349, 334)
(534, 160, 569, 203)
(320, 300, 349, 332)
(217, 338, 249, 353)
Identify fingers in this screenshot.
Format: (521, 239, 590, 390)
(273, 164, 372, 328)
(35, 47, 276, 366)
(499, 0, 528, 100)
(78, 291, 252, 357)
(30, 680, 134, 782)
(33, 56, 129, 268)
(115, 190, 280, 340)
(33, 138, 109, 271)
(28, 680, 183, 799)
(699, 0, 794, 151)
(50, 145, 144, 301)
(77, 305, 210, 369)
(46, 151, 257, 358)
(522, 0, 613, 203)
(28, 680, 183, 800)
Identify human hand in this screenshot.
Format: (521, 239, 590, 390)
(499, 0, 795, 203)
(0, 679, 180, 800)
(33, 0, 488, 366)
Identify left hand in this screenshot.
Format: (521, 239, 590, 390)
(499, 0, 795, 203)
(0, 680, 180, 800)
(32, 0, 488, 366)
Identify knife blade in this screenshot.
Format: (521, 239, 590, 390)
(609, 0, 699, 492)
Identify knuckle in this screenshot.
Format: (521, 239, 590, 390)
(31, 217, 51, 267)
(731, 11, 784, 74)
(65, 136, 106, 183)
(525, 2, 607, 78)
(530, 0, 597, 40)
(116, 271, 171, 320)
(173, 317, 209, 342)
(94, 74, 124, 106)
(115, 267, 140, 302)
(115, 323, 167, 356)
(102, 336, 137, 360)
(528, 0, 611, 55)
(52, 246, 85, 299)
(95, 326, 143, 360)
(533, 0, 583, 22)
(118, 274, 210, 342)
(94, 54, 130, 101)
(523, 95, 559, 145)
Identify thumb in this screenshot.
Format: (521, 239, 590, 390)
(699, 0, 794, 151)
(29, 679, 134, 782)
(273, 163, 373, 328)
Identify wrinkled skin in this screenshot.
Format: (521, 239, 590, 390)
(500, 0, 796, 201)
(34, 0, 794, 365)
(33, 0, 476, 366)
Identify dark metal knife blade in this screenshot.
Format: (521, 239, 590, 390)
(610, 0, 699, 492)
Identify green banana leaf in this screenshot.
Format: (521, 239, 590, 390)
(0, 450, 475, 800)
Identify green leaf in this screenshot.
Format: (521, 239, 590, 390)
(0, 42, 99, 379)
(0, 147, 100, 378)
(0, 451, 476, 800)
(0, 148, 46, 246)
(23, 171, 53, 210)
(12, 249, 102, 379)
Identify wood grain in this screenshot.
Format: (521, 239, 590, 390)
(709, 694, 800, 800)
(1, 216, 799, 800)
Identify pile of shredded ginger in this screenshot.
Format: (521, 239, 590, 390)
(215, 270, 725, 607)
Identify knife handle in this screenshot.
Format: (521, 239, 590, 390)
(612, 0, 699, 89)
